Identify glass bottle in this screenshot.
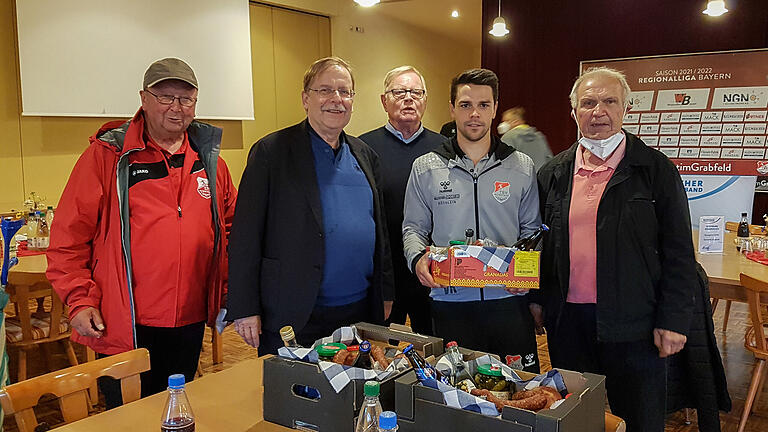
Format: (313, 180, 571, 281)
(738, 212, 750, 238)
(353, 340, 373, 369)
(161, 374, 195, 432)
(354, 381, 382, 432)
(402, 344, 449, 384)
(26, 211, 38, 250)
(279, 325, 300, 348)
(444, 341, 473, 386)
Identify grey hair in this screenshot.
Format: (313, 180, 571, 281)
(383, 65, 427, 93)
(569, 67, 632, 110)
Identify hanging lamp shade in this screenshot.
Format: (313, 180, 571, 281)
(489, 16, 509, 37)
(702, 0, 728, 16)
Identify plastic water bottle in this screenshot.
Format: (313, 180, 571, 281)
(355, 381, 382, 432)
(378, 411, 398, 431)
(161, 374, 195, 431)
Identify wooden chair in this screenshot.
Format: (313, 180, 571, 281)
(714, 222, 768, 332)
(0, 347, 150, 432)
(4, 271, 78, 381)
(737, 273, 768, 432)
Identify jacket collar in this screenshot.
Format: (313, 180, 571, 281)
(94, 108, 222, 159)
(433, 134, 514, 161)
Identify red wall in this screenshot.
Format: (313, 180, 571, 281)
(481, 0, 768, 155)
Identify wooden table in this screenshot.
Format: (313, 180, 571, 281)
(694, 230, 768, 302)
(55, 356, 291, 431)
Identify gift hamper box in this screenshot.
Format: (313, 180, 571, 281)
(263, 322, 443, 431)
(394, 348, 606, 432)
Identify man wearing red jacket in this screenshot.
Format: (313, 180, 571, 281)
(47, 58, 236, 407)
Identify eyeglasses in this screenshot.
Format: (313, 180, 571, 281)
(307, 87, 355, 99)
(144, 89, 197, 107)
(386, 88, 426, 100)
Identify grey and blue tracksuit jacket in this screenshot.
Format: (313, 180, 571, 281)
(402, 135, 541, 302)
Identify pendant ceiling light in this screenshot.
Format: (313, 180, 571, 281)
(354, 0, 380, 7)
(702, 0, 728, 16)
(488, 0, 509, 37)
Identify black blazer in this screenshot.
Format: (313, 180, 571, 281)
(226, 119, 394, 333)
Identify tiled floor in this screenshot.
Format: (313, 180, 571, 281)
(3, 303, 767, 431)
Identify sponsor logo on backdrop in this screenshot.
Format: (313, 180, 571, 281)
(743, 149, 766, 159)
(680, 112, 702, 122)
(702, 111, 723, 122)
(655, 88, 710, 111)
(712, 86, 768, 109)
(745, 111, 767, 122)
(757, 161, 768, 175)
(628, 91, 654, 111)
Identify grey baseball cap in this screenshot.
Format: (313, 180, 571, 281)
(143, 58, 198, 89)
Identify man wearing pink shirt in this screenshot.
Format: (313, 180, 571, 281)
(534, 67, 696, 431)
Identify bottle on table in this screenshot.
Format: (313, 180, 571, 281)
(26, 211, 38, 250)
(161, 374, 195, 432)
(444, 341, 473, 386)
(402, 344, 449, 384)
(355, 381, 382, 432)
(738, 212, 750, 238)
(378, 411, 398, 432)
(45, 206, 54, 227)
(36, 211, 49, 250)
(353, 340, 373, 369)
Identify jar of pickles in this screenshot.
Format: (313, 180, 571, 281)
(315, 342, 347, 361)
(474, 364, 510, 399)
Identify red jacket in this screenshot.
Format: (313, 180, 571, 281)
(47, 110, 236, 354)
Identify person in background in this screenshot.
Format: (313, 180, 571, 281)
(226, 57, 394, 354)
(47, 58, 237, 407)
(498, 107, 553, 171)
(402, 69, 541, 371)
(534, 67, 697, 431)
(360, 66, 446, 336)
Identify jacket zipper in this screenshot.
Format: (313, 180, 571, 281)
(457, 161, 502, 301)
(116, 148, 141, 349)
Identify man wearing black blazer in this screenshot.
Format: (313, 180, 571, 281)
(226, 57, 394, 354)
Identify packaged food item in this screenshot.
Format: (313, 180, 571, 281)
(315, 342, 347, 361)
(474, 364, 510, 399)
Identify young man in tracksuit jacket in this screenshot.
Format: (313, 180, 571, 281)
(402, 69, 541, 371)
(47, 59, 236, 407)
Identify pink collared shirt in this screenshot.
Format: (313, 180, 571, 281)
(567, 137, 627, 303)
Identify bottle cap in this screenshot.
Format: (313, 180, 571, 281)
(47, 206, 53, 210)
(402, 344, 414, 354)
(379, 411, 397, 429)
(168, 374, 185, 389)
(477, 364, 504, 377)
(279, 326, 295, 342)
(364, 380, 380, 397)
(465, 228, 474, 237)
(315, 342, 347, 357)
(742, 212, 748, 217)
(359, 340, 371, 353)
(446, 341, 458, 348)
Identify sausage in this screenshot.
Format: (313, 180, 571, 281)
(371, 345, 390, 368)
(332, 349, 350, 365)
(471, 388, 550, 412)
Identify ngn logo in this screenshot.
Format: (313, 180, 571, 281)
(724, 93, 750, 103)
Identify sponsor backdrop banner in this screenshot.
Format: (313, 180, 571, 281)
(582, 49, 768, 176)
(683, 175, 755, 229)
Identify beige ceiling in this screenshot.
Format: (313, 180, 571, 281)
(361, 0, 482, 42)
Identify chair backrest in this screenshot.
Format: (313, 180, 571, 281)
(739, 273, 768, 353)
(0, 348, 151, 432)
(5, 271, 68, 345)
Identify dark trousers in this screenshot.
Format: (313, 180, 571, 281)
(98, 321, 205, 409)
(259, 297, 370, 355)
(431, 296, 540, 373)
(386, 264, 432, 335)
(548, 303, 667, 432)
